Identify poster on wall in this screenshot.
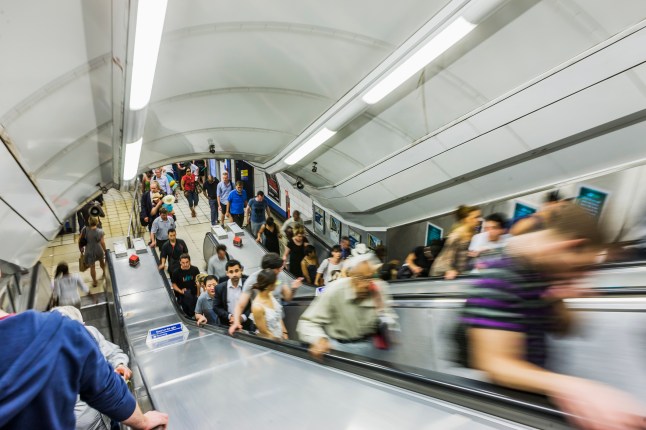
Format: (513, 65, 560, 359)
(329, 215, 341, 243)
(368, 234, 382, 250)
(348, 228, 361, 249)
(576, 185, 609, 219)
(513, 201, 537, 220)
(265, 173, 280, 204)
(425, 222, 444, 246)
(313, 205, 325, 234)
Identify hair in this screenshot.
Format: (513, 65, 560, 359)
(167, 228, 176, 235)
(225, 259, 242, 270)
(54, 262, 69, 279)
(341, 236, 350, 243)
(330, 244, 341, 254)
(256, 190, 264, 197)
(485, 213, 507, 228)
(196, 273, 208, 284)
(235, 180, 243, 187)
(205, 274, 218, 284)
(292, 210, 300, 217)
(216, 244, 227, 253)
(546, 203, 604, 248)
(150, 180, 159, 188)
(179, 253, 191, 262)
(88, 216, 99, 227)
(545, 190, 562, 203)
(455, 205, 479, 221)
(266, 217, 275, 227)
(374, 244, 387, 262)
(305, 245, 316, 256)
(292, 226, 305, 236)
(252, 269, 277, 292)
(159, 207, 168, 215)
(261, 253, 283, 270)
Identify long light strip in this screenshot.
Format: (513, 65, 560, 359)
(363, 17, 476, 105)
(129, 0, 168, 110)
(123, 139, 143, 180)
(285, 128, 336, 165)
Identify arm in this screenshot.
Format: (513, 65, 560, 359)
(180, 176, 186, 189)
(301, 259, 311, 283)
(225, 201, 231, 217)
(77, 275, 90, 294)
(314, 273, 323, 287)
(158, 256, 166, 271)
(404, 252, 423, 275)
(436, 234, 460, 279)
(281, 320, 288, 340)
(229, 291, 251, 334)
(280, 218, 292, 234)
(282, 278, 301, 302)
(283, 244, 291, 262)
(256, 224, 265, 242)
(150, 199, 162, 217)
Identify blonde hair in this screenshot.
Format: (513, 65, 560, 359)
(88, 216, 99, 227)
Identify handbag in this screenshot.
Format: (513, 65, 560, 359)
(79, 253, 89, 272)
(78, 227, 88, 249)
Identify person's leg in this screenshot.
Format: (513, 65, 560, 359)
(233, 213, 244, 227)
(90, 262, 97, 285)
(209, 199, 218, 225)
(99, 258, 106, 278)
(188, 192, 197, 217)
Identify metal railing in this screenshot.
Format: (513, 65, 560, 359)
(126, 179, 143, 249)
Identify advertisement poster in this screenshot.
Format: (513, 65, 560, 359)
(313, 205, 325, 234)
(368, 234, 382, 250)
(513, 201, 537, 220)
(425, 222, 444, 246)
(329, 216, 341, 243)
(265, 173, 280, 203)
(576, 185, 609, 219)
(348, 228, 361, 249)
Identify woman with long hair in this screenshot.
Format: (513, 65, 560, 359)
(430, 205, 481, 280)
(251, 269, 288, 340)
(81, 216, 107, 287)
(256, 217, 281, 254)
(283, 226, 309, 278)
(52, 262, 89, 309)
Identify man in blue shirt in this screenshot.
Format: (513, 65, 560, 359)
(226, 180, 248, 228)
(246, 190, 271, 236)
(216, 171, 233, 225)
(0, 309, 168, 429)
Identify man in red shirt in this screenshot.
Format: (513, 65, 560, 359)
(181, 170, 199, 217)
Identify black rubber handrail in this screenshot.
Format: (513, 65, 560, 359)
(148, 246, 569, 428)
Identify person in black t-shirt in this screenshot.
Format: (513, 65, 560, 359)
(170, 253, 200, 316)
(202, 174, 220, 226)
(158, 229, 188, 275)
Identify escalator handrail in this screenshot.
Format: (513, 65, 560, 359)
(149, 245, 568, 427)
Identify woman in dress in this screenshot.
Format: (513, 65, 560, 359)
(251, 269, 288, 340)
(52, 262, 89, 309)
(283, 226, 309, 278)
(81, 216, 107, 287)
(430, 205, 481, 280)
(300, 245, 318, 285)
(256, 217, 281, 254)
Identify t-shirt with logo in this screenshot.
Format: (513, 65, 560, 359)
(316, 259, 343, 285)
(171, 266, 201, 297)
(248, 199, 268, 223)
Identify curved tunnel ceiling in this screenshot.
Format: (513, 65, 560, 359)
(1, 0, 646, 268)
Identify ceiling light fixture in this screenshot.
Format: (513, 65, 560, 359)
(123, 138, 143, 180)
(362, 17, 476, 105)
(285, 128, 336, 165)
(129, 0, 168, 110)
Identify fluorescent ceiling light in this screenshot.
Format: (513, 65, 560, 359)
(123, 139, 143, 180)
(363, 17, 476, 105)
(129, 0, 168, 110)
(285, 128, 336, 165)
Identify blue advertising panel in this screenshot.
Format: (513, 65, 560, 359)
(313, 205, 325, 234)
(576, 186, 608, 219)
(425, 223, 443, 246)
(513, 201, 537, 219)
(368, 234, 382, 249)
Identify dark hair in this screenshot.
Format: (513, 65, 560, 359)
(545, 190, 562, 203)
(341, 236, 350, 243)
(293, 210, 300, 217)
(455, 205, 479, 221)
(266, 217, 274, 227)
(168, 228, 176, 235)
(216, 244, 227, 253)
(205, 275, 218, 284)
(305, 245, 316, 256)
(374, 244, 387, 262)
(257, 190, 264, 197)
(54, 262, 69, 278)
(331, 245, 341, 254)
(226, 259, 242, 270)
(252, 269, 277, 292)
(159, 207, 168, 215)
(261, 253, 283, 270)
(546, 203, 604, 248)
(179, 253, 191, 261)
(485, 213, 507, 228)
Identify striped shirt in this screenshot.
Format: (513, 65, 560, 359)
(459, 257, 554, 367)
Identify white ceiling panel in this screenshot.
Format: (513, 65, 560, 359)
(0, 199, 49, 268)
(380, 159, 451, 197)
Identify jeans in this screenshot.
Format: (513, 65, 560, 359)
(250, 221, 263, 237)
(208, 199, 218, 225)
(186, 190, 199, 208)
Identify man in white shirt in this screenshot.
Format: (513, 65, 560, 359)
(468, 213, 510, 264)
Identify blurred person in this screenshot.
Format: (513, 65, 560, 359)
(216, 171, 233, 224)
(0, 308, 167, 430)
(150, 207, 176, 250)
(195, 275, 219, 327)
(250, 269, 288, 340)
(228, 253, 302, 336)
(195, 273, 209, 294)
(374, 244, 387, 263)
(158, 229, 188, 276)
(297, 251, 398, 359)
(246, 190, 271, 236)
(181, 168, 199, 218)
(314, 245, 343, 287)
(225, 180, 248, 228)
(52, 262, 90, 309)
(164, 167, 179, 202)
(459, 203, 646, 430)
(339, 236, 352, 260)
(161, 194, 176, 219)
(256, 217, 281, 254)
(170, 253, 200, 317)
(203, 174, 220, 226)
(140, 170, 153, 194)
(401, 245, 436, 279)
(301, 245, 318, 285)
(214, 260, 253, 330)
(81, 216, 107, 287)
(78, 199, 105, 230)
(468, 213, 510, 266)
(153, 168, 172, 196)
(510, 190, 563, 236)
(283, 226, 309, 278)
(431, 205, 481, 280)
(280, 210, 303, 240)
(207, 244, 229, 281)
(53, 306, 133, 430)
(175, 162, 186, 187)
(140, 181, 163, 230)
